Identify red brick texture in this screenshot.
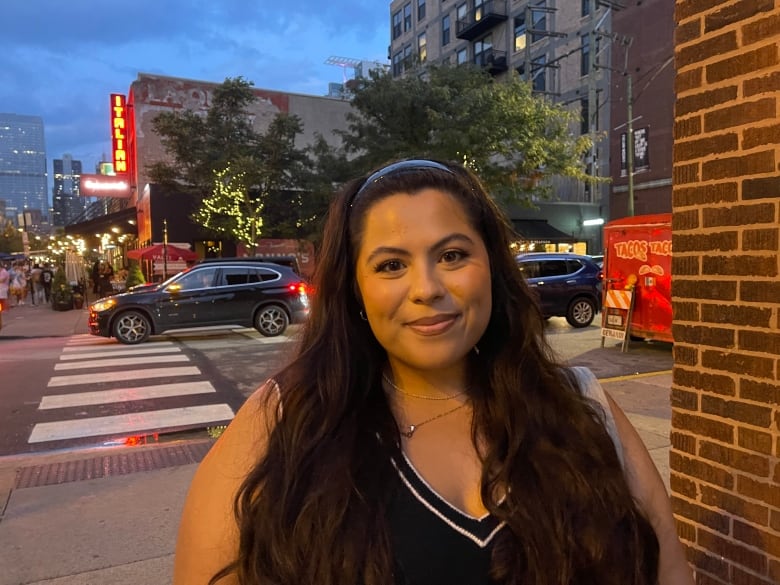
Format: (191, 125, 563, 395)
(673, 1, 780, 583)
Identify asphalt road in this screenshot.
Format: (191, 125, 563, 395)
(0, 319, 672, 457)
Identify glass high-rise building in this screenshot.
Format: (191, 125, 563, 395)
(0, 113, 48, 227)
(52, 154, 85, 227)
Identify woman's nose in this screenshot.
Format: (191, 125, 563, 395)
(408, 263, 445, 304)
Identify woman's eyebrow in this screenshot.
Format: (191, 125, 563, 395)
(364, 233, 475, 265)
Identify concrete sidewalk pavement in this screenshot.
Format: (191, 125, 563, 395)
(0, 306, 675, 585)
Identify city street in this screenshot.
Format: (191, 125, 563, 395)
(0, 304, 672, 458)
(0, 306, 298, 457)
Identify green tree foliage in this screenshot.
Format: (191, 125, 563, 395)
(148, 77, 309, 250)
(341, 64, 597, 203)
(125, 261, 146, 289)
(0, 221, 22, 254)
(50, 266, 73, 309)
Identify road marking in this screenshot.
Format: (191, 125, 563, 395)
(63, 341, 177, 352)
(39, 381, 217, 409)
(59, 346, 182, 360)
(28, 403, 235, 443)
(54, 354, 190, 370)
(48, 366, 202, 387)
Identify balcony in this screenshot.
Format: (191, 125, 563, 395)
(474, 48, 508, 75)
(456, 0, 508, 42)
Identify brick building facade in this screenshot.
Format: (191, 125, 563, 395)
(671, 1, 780, 583)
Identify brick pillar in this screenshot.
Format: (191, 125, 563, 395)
(672, 2, 780, 584)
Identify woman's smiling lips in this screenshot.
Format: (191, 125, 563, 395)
(405, 313, 460, 335)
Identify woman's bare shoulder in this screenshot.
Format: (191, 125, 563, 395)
(172, 379, 281, 585)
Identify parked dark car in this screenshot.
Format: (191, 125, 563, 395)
(515, 252, 603, 328)
(88, 260, 309, 344)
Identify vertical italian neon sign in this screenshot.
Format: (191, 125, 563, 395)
(110, 93, 128, 173)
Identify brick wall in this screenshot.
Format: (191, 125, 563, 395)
(672, 1, 780, 584)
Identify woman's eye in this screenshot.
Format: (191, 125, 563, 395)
(376, 260, 404, 273)
(441, 250, 467, 263)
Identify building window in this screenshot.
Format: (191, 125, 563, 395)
(418, 32, 428, 62)
(457, 47, 468, 64)
(581, 34, 590, 75)
(404, 3, 412, 31)
(457, 2, 467, 23)
(442, 14, 451, 46)
(532, 55, 547, 92)
(531, 1, 547, 43)
(393, 10, 402, 40)
(392, 51, 403, 76)
(474, 34, 492, 66)
(403, 44, 413, 70)
(580, 98, 589, 135)
(474, 0, 485, 21)
(514, 14, 527, 52)
(582, 0, 590, 17)
(517, 55, 547, 92)
(418, 0, 426, 21)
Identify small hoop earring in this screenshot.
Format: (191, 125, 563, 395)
(359, 310, 368, 321)
(473, 345, 480, 355)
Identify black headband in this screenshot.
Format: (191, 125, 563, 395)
(349, 159, 455, 207)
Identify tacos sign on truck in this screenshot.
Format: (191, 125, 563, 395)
(602, 213, 673, 343)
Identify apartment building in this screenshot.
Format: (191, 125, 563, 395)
(388, 0, 674, 251)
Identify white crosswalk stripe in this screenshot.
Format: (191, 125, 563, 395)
(30, 337, 235, 446)
(54, 354, 190, 370)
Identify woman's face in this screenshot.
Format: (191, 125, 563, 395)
(355, 188, 492, 374)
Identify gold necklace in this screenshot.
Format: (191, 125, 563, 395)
(382, 373, 468, 401)
(398, 403, 468, 438)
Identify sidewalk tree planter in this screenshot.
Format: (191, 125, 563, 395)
(51, 267, 73, 311)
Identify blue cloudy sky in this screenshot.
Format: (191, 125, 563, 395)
(0, 0, 389, 178)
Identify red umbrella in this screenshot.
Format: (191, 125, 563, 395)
(126, 243, 198, 262)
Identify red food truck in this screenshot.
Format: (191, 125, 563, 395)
(601, 213, 673, 343)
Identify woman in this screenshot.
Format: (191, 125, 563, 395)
(175, 160, 693, 585)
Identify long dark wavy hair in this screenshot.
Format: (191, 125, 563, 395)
(211, 160, 659, 585)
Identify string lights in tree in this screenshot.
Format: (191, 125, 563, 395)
(194, 166, 264, 251)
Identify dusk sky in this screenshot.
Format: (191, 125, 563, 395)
(0, 0, 389, 184)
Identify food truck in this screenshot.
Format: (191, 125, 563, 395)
(601, 213, 673, 343)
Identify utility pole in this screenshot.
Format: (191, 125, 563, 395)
(162, 218, 169, 280)
(626, 73, 635, 216)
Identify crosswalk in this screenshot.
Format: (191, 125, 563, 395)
(28, 335, 236, 446)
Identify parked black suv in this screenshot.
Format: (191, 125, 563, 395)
(515, 252, 602, 328)
(88, 260, 310, 344)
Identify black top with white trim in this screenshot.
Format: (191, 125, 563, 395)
(387, 452, 505, 585)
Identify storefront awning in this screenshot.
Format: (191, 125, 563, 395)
(63, 207, 138, 239)
(512, 219, 574, 242)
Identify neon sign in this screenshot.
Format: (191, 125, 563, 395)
(110, 93, 128, 173)
(80, 174, 132, 198)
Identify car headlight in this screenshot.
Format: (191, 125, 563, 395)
(91, 298, 118, 312)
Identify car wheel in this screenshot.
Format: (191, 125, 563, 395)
(255, 304, 289, 337)
(566, 297, 596, 328)
(113, 310, 151, 344)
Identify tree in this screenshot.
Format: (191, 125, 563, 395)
(125, 261, 145, 289)
(341, 64, 597, 203)
(0, 220, 22, 254)
(149, 77, 310, 250)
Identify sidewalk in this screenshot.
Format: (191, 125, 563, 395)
(0, 302, 90, 339)
(0, 307, 675, 585)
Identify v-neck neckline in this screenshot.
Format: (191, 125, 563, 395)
(391, 451, 506, 548)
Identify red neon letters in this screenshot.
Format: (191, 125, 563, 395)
(110, 94, 128, 173)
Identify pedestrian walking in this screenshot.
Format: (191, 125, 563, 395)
(0, 262, 9, 312)
(9, 264, 27, 306)
(41, 264, 54, 303)
(174, 160, 694, 585)
(30, 264, 44, 305)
